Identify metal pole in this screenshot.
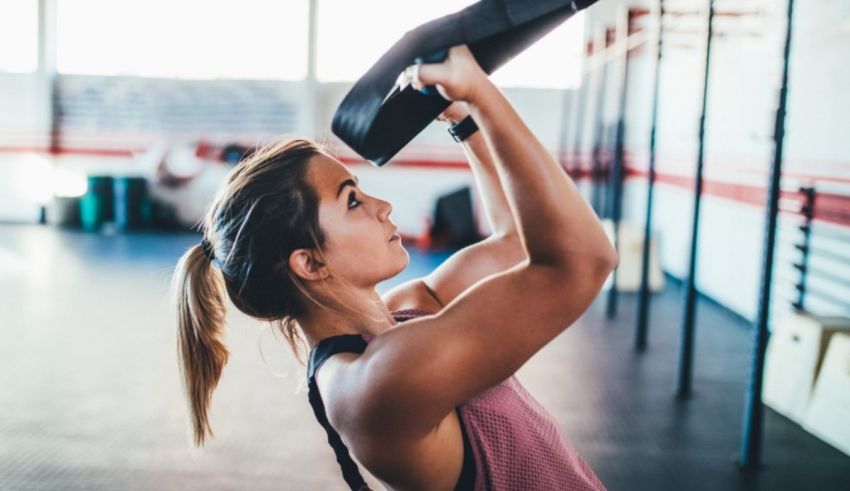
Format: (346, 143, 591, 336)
(573, 40, 593, 183)
(571, 42, 593, 177)
(607, 9, 633, 319)
(636, 0, 665, 350)
(559, 54, 581, 174)
(37, 0, 60, 225)
(305, 0, 320, 137)
(591, 27, 611, 215)
(39, 0, 59, 154)
(739, 0, 796, 471)
(675, 0, 715, 399)
(559, 83, 575, 171)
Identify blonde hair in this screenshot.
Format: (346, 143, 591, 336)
(174, 244, 229, 447)
(173, 137, 331, 447)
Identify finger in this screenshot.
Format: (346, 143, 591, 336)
(416, 61, 448, 87)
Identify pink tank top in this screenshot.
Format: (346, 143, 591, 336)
(370, 309, 607, 490)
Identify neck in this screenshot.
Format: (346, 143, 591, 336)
(299, 286, 396, 349)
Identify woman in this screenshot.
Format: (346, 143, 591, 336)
(174, 45, 616, 490)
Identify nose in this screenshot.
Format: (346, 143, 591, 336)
(376, 196, 392, 222)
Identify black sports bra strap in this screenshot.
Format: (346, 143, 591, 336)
(307, 335, 371, 491)
(307, 334, 368, 380)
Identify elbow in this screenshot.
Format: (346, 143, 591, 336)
(592, 228, 619, 275)
(527, 231, 618, 277)
(584, 247, 617, 286)
(602, 244, 619, 273)
(535, 246, 618, 283)
(580, 241, 618, 286)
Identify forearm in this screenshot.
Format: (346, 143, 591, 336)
(458, 130, 518, 238)
(467, 81, 616, 268)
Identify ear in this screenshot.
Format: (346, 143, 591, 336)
(288, 248, 329, 282)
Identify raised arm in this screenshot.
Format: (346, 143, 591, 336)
(382, 103, 525, 311)
(421, 105, 528, 306)
(339, 46, 617, 441)
(442, 102, 518, 238)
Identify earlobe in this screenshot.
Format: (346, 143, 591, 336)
(289, 249, 329, 282)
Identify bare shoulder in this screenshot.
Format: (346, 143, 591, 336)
(313, 352, 359, 428)
(381, 278, 444, 313)
(314, 353, 464, 490)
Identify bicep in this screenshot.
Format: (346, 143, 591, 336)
(423, 234, 526, 307)
(381, 278, 444, 313)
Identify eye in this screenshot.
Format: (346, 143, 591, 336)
(347, 190, 361, 209)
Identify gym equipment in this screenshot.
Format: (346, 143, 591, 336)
(636, 0, 665, 351)
(562, 40, 593, 176)
(221, 143, 255, 164)
(738, 0, 797, 470)
(47, 196, 82, 228)
(589, 27, 612, 216)
(675, 0, 715, 400)
(792, 187, 815, 311)
(803, 332, 850, 456)
(80, 176, 115, 232)
(412, 49, 450, 97)
(600, 219, 664, 292)
(606, 7, 642, 319)
(762, 313, 850, 424)
(783, 186, 850, 316)
(113, 177, 152, 231)
(331, 0, 600, 166)
(430, 186, 482, 249)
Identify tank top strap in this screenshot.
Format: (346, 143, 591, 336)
(304, 311, 444, 491)
(307, 334, 371, 491)
(307, 334, 368, 380)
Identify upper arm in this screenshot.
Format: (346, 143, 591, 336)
(422, 234, 526, 307)
(381, 278, 444, 313)
(353, 257, 614, 440)
(381, 235, 525, 314)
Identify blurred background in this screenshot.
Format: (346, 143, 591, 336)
(1, 0, 848, 490)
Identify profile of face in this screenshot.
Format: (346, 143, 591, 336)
(289, 154, 409, 291)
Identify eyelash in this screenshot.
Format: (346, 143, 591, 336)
(347, 190, 361, 209)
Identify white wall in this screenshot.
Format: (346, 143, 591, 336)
(0, 71, 572, 238)
(590, 0, 850, 321)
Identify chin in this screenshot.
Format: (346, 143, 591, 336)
(387, 250, 410, 279)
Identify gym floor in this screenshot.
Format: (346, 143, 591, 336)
(1, 225, 848, 491)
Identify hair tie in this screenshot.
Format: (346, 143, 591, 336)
(200, 238, 216, 263)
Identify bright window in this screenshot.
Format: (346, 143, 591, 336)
(57, 0, 309, 79)
(317, 0, 584, 89)
(490, 11, 585, 90)
(0, 0, 39, 73)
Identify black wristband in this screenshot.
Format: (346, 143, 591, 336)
(448, 115, 479, 142)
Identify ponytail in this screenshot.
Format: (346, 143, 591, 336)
(173, 243, 229, 447)
(170, 137, 335, 446)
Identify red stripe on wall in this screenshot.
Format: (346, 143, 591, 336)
(625, 167, 849, 228)
(0, 146, 136, 157)
(2, 145, 848, 227)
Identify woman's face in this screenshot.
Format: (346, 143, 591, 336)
(308, 154, 409, 288)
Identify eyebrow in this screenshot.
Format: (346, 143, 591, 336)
(336, 175, 359, 199)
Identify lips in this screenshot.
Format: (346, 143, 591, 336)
(388, 227, 399, 241)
